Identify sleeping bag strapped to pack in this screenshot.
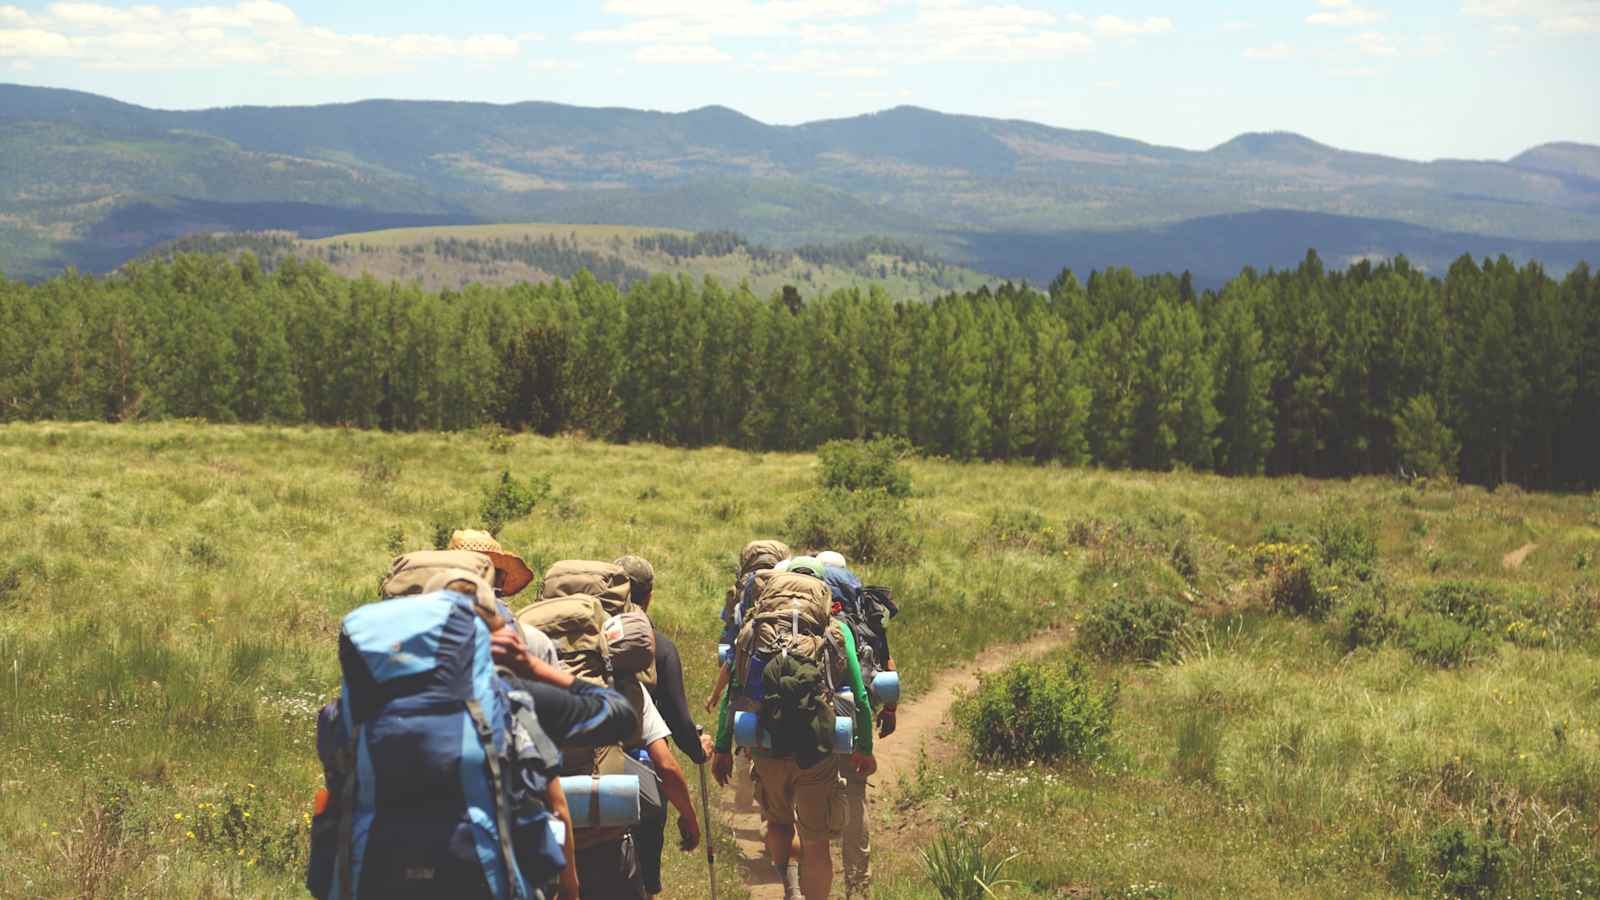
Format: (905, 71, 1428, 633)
(733, 569, 839, 769)
(822, 565, 897, 677)
(721, 540, 792, 627)
(306, 583, 563, 900)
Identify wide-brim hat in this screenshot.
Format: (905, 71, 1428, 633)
(448, 529, 534, 596)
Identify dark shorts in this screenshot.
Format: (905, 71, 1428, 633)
(575, 834, 646, 900)
(633, 807, 668, 895)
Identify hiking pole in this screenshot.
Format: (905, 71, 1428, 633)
(697, 728, 719, 900)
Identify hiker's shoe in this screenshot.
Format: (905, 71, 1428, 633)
(783, 861, 803, 900)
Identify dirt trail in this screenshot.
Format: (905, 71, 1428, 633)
(723, 627, 1072, 899)
(1503, 542, 1537, 570)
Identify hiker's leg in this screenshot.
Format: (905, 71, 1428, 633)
(734, 749, 755, 810)
(798, 834, 833, 900)
(633, 806, 667, 897)
(841, 770, 870, 892)
(765, 821, 795, 869)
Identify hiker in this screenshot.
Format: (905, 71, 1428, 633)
(711, 557, 877, 900)
(516, 559, 699, 900)
(817, 549, 899, 897)
(706, 540, 792, 811)
(309, 558, 637, 900)
(615, 555, 714, 898)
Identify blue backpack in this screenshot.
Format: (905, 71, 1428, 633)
(307, 589, 562, 900)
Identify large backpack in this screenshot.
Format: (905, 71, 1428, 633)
(516, 562, 652, 851)
(721, 540, 791, 624)
(822, 566, 897, 678)
(380, 550, 506, 629)
(733, 572, 841, 768)
(307, 585, 555, 900)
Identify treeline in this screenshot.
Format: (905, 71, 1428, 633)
(634, 230, 960, 286)
(2, 250, 1596, 488)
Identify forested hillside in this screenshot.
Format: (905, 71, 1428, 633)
(3, 251, 1595, 489)
(3, 84, 1599, 283)
(136, 225, 992, 300)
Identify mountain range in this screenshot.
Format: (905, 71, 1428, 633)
(2, 83, 1598, 286)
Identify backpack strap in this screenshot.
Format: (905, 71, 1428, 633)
(465, 698, 520, 900)
(334, 736, 358, 900)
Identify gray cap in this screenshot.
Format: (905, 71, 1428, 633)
(614, 555, 655, 595)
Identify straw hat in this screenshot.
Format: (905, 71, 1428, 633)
(447, 529, 534, 596)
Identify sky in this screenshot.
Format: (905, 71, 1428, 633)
(1, 0, 1596, 161)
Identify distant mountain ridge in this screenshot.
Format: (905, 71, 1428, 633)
(1, 83, 1596, 283)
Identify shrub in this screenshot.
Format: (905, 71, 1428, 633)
(1172, 712, 1224, 783)
(955, 657, 1117, 766)
(1267, 561, 1332, 619)
(1338, 587, 1397, 651)
(785, 487, 916, 564)
(1427, 821, 1510, 898)
(1079, 594, 1190, 662)
(1401, 612, 1491, 668)
(920, 826, 1018, 900)
(1418, 580, 1504, 631)
(986, 508, 1061, 553)
(1313, 507, 1379, 580)
(356, 453, 400, 487)
(816, 436, 913, 496)
(479, 469, 551, 535)
(430, 520, 453, 550)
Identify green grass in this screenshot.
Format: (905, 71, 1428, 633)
(0, 423, 1596, 897)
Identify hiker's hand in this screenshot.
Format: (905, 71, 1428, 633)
(489, 626, 530, 674)
(700, 732, 715, 760)
(852, 752, 877, 778)
(877, 706, 897, 738)
(703, 690, 721, 714)
(712, 751, 734, 786)
(677, 814, 701, 852)
(525, 654, 574, 689)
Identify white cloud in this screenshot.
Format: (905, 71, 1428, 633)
(0, 27, 77, 56)
(1, 2, 529, 74)
(528, 59, 578, 71)
(635, 42, 732, 64)
(1221, 20, 1255, 31)
(917, 4, 1056, 30)
(1095, 78, 1120, 88)
(1093, 14, 1172, 36)
(1462, 0, 1599, 32)
(1307, 0, 1387, 25)
(1329, 65, 1379, 77)
(1244, 41, 1295, 59)
(1347, 30, 1398, 54)
(11, 58, 35, 70)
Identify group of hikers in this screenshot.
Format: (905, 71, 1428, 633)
(305, 531, 900, 900)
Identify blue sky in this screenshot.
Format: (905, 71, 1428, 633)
(1, 0, 1595, 160)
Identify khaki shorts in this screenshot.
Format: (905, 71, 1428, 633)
(751, 754, 846, 843)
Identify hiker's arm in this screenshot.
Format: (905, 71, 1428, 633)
(543, 778, 580, 900)
(491, 626, 575, 689)
(877, 656, 897, 737)
(834, 621, 873, 758)
(650, 632, 707, 764)
(705, 661, 732, 714)
(645, 737, 700, 852)
(711, 679, 735, 785)
(520, 680, 638, 747)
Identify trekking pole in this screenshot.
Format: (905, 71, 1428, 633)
(697, 728, 719, 900)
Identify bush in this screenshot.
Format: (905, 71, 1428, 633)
(785, 487, 916, 564)
(479, 469, 551, 535)
(816, 437, 913, 496)
(986, 508, 1062, 553)
(1312, 508, 1379, 580)
(955, 657, 1117, 766)
(1419, 580, 1503, 631)
(1079, 594, 1190, 662)
(1172, 712, 1223, 783)
(1427, 821, 1510, 898)
(1266, 561, 1333, 619)
(1338, 587, 1397, 651)
(1401, 612, 1491, 668)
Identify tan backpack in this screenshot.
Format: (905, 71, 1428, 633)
(540, 560, 633, 615)
(380, 550, 504, 629)
(733, 572, 838, 702)
(722, 540, 791, 622)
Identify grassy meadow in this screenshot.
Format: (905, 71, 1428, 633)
(0, 422, 1596, 898)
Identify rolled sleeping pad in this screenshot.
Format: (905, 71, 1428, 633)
(870, 671, 901, 707)
(556, 774, 642, 829)
(718, 643, 733, 666)
(733, 711, 853, 754)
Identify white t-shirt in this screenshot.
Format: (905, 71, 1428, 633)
(636, 685, 671, 747)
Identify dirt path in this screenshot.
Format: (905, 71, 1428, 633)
(1503, 542, 1537, 570)
(723, 627, 1072, 899)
